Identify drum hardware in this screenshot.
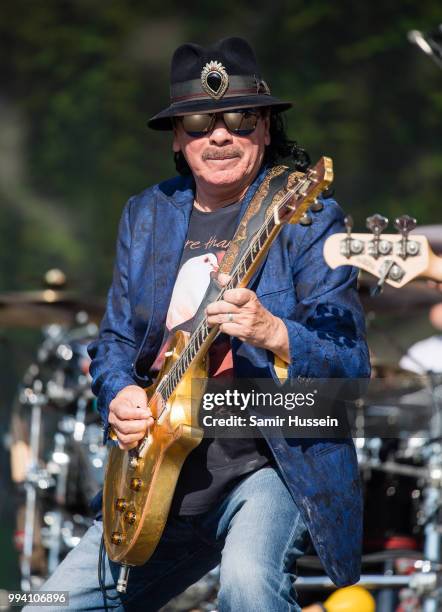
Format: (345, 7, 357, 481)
(10, 318, 106, 589)
(60, 514, 93, 549)
(352, 370, 442, 610)
(0, 291, 104, 328)
(359, 459, 428, 481)
(20, 374, 48, 590)
(295, 571, 439, 591)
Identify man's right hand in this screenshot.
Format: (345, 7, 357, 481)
(108, 385, 154, 450)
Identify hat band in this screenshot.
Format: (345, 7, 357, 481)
(170, 75, 271, 103)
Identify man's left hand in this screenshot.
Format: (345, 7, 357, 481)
(205, 280, 290, 363)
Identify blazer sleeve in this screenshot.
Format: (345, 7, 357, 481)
(87, 197, 138, 439)
(270, 198, 371, 381)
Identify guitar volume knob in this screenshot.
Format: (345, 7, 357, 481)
(124, 510, 137, 525)
(115, 498, 128, 512)
(130, 478, 143, 492)
(111, 531, 125, 545)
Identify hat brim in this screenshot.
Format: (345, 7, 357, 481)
(147, 95, 292, 130)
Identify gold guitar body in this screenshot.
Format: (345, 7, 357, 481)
(103, 330, 206, 565)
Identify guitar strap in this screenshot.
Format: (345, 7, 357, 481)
(190, 164, 304, 333)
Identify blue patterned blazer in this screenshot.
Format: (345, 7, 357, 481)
(88, 166, 371, 587)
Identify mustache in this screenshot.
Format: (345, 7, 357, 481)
(202, 146, 243, 160)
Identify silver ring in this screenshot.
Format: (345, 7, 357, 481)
(227, 312, 234, 323)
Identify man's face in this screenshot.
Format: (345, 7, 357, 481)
(172, 108, 271, 190)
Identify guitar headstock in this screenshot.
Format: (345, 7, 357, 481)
(277, 156, 334, 225)
(323, 214, 434, 288)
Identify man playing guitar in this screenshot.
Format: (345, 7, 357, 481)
(26, 36, 370, 611)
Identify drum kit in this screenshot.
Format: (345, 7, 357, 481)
(3, 273, 106, 590)
(3, 251, 442, 611)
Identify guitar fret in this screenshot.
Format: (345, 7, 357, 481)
(173, 373, 180, 388)
(186, 347, 194, 365)
(201, 321, 208, 338)
(265, 218, 275, 236)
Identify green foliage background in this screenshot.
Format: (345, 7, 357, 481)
(1, 0, 441, 295)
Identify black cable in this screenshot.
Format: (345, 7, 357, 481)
(98, 533, 121, 607)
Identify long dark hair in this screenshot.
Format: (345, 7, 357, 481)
(174, 109, 311, 175)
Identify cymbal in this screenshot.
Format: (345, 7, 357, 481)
(0, 290, 104, 328)
(367, 359, 428, 400)
(370, 358, 425, 377)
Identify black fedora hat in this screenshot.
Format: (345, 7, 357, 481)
(148, 36, 292, 130)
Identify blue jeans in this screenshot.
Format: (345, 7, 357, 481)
(25, 467, 310, 611)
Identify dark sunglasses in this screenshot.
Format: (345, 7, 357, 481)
(177, 108, 262, 137)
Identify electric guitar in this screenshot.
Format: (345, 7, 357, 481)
(323, 213, 442, 290)
(102, 157, 334, 576)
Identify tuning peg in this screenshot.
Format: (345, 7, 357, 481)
(344, 214, 353, 235)
(310, 198, 324, 212)
(300, 212, 312, 226)
(394, 215, 417, 237)
(366, 214, 388, 236)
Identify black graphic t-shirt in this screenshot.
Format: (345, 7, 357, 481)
(154, 201, 273, 516)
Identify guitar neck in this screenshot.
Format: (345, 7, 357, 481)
(426, 248, 442, 282)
